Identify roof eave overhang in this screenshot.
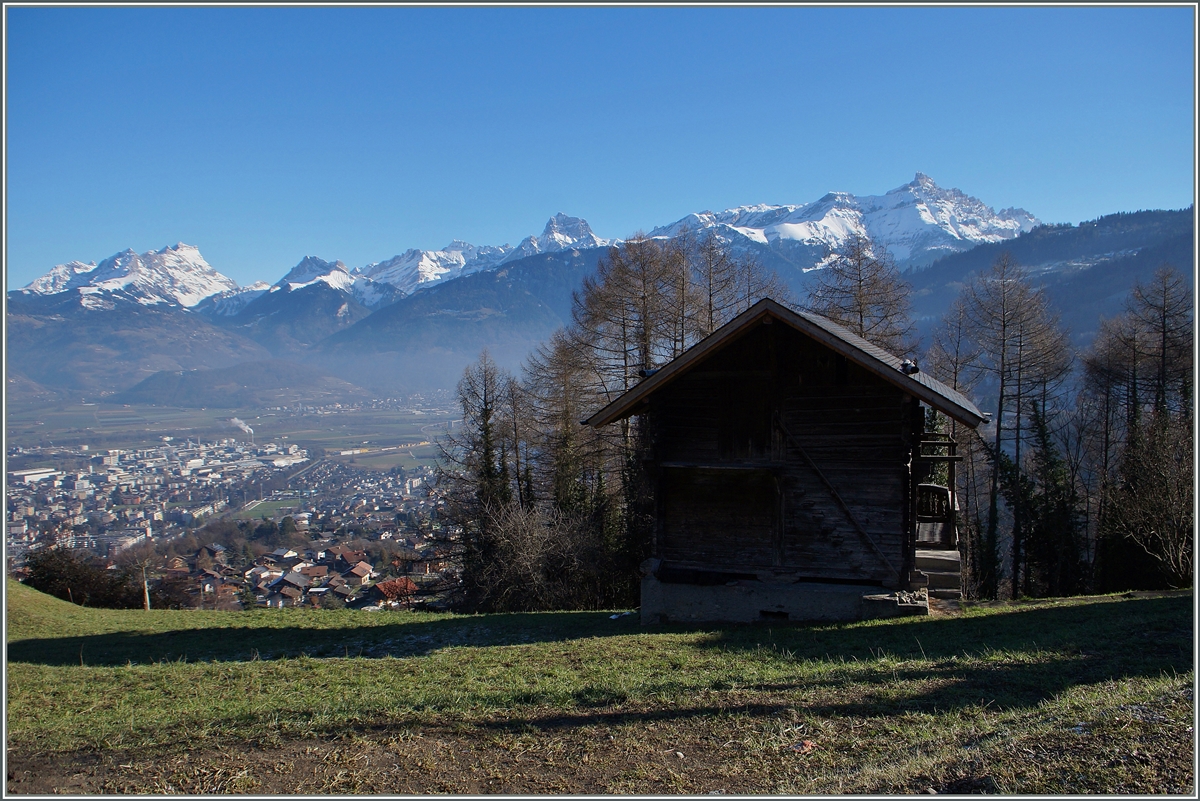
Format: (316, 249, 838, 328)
(582, 299, 985, 429)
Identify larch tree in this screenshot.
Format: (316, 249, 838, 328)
(926, 296, 989, 597)
(689, 233, 742, 335)
(959, 253, 1071, 599)
(1126, 265, 1194, 416)
(806, 234, 917, 357)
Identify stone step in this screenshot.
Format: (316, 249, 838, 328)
(914, 549, 961, 573)
(929, 588, 962, 600)
(922, 570, 961, 591)
(905, 570, 929, 590)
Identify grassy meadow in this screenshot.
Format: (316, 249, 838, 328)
(5, 579, 1193, 793)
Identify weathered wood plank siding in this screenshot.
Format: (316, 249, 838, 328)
(650, 322, 911, 584)
(658, 467, 777, 566)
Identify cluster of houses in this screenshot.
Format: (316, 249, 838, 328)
(6, 438, 308, 569)
(285, 461, 437, 520)
(174, 538, 452, 610)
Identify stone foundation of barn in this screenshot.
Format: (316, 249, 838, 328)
(639, 574, 927, 625)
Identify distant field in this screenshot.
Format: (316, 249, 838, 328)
(5, 580, 1193, 794)
(230, 499, 305, 521)
(336, 442, 441, 471)
(6, 403, 458, 471)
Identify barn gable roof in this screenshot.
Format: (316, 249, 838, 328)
(581, 298, 985, 429)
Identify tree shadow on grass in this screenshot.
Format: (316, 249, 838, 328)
(486, 595, 1189, 723)
(5, 609, 644, 666)
(468, 596, 1192, 729)
(678, 593, 1194, 719)
(691, 594, 1192, 665)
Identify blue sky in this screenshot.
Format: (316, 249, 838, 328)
(5, 5, 1195, 288)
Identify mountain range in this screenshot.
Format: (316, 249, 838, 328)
(6, 175, 1192, 405)
(12, 174, 1039, 309)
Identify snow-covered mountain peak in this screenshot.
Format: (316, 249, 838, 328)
(278, 256, 350, 286)
(911, 171, 936, 189)
(358, 213, 614, 295)
(271, 256, 357, 296)
(264, 255, 400, 310)
(816, 191, 857, 205)
(359, 248, 472, 295)
(19, 243, 238, 307)
(499, 213, 614, 264)
(23, 260, 100, 295)
(648, 175, 1040, 268)
(163, 242, 203, 257)
(854, 173, 1040, 261)
(440, 240, 483, 256)
(537, 212, 606, 251)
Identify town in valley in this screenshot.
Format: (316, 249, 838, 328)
(6, 398, 458, 611)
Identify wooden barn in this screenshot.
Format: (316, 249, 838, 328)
(583, 298, 985, 624)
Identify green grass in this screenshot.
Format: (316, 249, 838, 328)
(230, 499, 304, 521)
(5, 580, 1193, 793)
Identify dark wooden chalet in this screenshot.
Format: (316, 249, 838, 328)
(583, 298, 984, 623)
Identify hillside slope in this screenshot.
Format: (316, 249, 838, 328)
(907, 208, 1194, 343)
(6, 292, 271, 395)
(6, 581, 1191, 795)
(7, 579, 148, 641)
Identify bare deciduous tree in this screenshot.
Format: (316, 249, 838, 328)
(1081, 265, 1193, 590)
(960, 253, 1071, 598)
(1127, 266, 1194, 416)
(926, 296, 986, 596)
(807, 234, 916, 356)
(1107, 411, 1193, 587)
